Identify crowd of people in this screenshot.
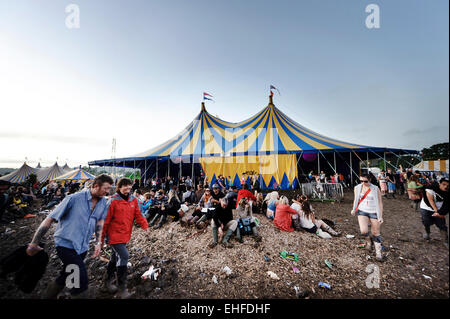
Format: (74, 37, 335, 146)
(0, 179, 92, 224)
(0, 165, 447, 299)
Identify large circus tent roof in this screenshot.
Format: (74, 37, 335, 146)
(89, 98, 417, 166)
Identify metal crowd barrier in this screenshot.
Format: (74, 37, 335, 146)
(300, 182, 344, 201)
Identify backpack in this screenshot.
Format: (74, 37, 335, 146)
(238, 218, 255, 236)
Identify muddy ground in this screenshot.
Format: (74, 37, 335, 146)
(0, 190, 448, 299)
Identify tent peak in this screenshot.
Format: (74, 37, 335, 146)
(269, 94, 274, 106)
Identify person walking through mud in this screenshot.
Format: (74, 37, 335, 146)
(25, 174, 114, 299)
(101, 177, 149, 298)
(419, 178, 449, 247)
(351, 174, 384, 261)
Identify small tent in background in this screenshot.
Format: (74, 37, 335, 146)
(414, 159, 449, 174)
(35, 163, 42, 169)
(37, 162, 66, 182)
(0, 162, 37, 184)
(55, 167, 96, 181)
(62, 163, 71, 172)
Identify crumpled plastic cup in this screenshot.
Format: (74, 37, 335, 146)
(141, 265, 161, 280)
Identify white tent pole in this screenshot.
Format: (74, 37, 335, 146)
(350, 151, 353, 186)
(319, 150, 337, 174)
(367, 152, 369, 170)
(333, 151, 337, 173)
(369, 150, 398, 170)
(317, 152, 320, 174)
(389, 150, 418, 168)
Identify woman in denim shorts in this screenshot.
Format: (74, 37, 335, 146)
(351, 174, 384, 261)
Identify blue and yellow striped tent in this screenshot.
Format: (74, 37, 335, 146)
(55, 168, 96, 181)
(89, 96, 417, 189)
(37, 162, 66, 182)
(0, 162, 37, 184)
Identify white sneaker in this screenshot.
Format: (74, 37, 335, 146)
(316, 229, 332, 239)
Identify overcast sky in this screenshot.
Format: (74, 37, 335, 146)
(0, 0, 448, 168)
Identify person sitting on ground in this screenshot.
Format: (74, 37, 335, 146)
(252, 192, 264, 215)
(273, 195, 298, 232)
(195, 184, 204, 202)
(236, 183, 256, 209)
(291, 195, 340, 238)
(160, 189, 182, 226)
(148, 190, 169, 227)
(0, 180, 12, 224)
(195, 184, 225, 228)
(45, 186, 65, 210)
(141, 192, 154, 218)
(208, 197, 239, 248)
(264, 191, 279, 220)
(187, 187, 212, 226)
(225, 185, 238, 209)
(419, 178, 449, 247)
(235, 197, 261, 242)
(407, 175, 423, 211)
(182, 185, 196, 205)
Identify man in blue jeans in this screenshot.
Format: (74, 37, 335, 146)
(26, 174, 113, 299)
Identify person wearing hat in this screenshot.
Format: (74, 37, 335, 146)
(225, 186, 238, 209)
(148, 190, 168, 227)
(195, 184, 225, 227)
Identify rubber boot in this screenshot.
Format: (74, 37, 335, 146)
(235, 227, 243, 243)
(116, 266, 132, 299)
(195, 214, 207, 228)
(221, 228, 234, 248)
(440, 230, 449, 248)
(44, 280, 65, 299)
(103, 261, 118, 294)
(149, 213, 160, 226)
(365, 235, 373, 251)
(154, 214, 167, 229)
(189, 215, 200, 226)
(423, 226, 431, 240)
(323, 224, 340, 236)
(252, 227, 262, 242)
(208, 227, 218, 248)
(374, 242, 383, 261)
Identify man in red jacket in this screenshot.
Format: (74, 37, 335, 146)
(101, 178, 149, 299)
(236, 183, 257, 209)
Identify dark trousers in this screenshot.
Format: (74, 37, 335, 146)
(110, 243, 129, 267)
(55, 246, 88, 295)
(421, 209, 448, 233)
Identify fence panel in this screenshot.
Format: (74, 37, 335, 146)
(300, 182, 344, 201)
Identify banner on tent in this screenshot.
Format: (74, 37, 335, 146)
(200, 154, 297, 189)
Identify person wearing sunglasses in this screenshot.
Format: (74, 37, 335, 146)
(351, 174, 384, 261)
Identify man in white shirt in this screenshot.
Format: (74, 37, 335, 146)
(420, 179, 448, 248)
